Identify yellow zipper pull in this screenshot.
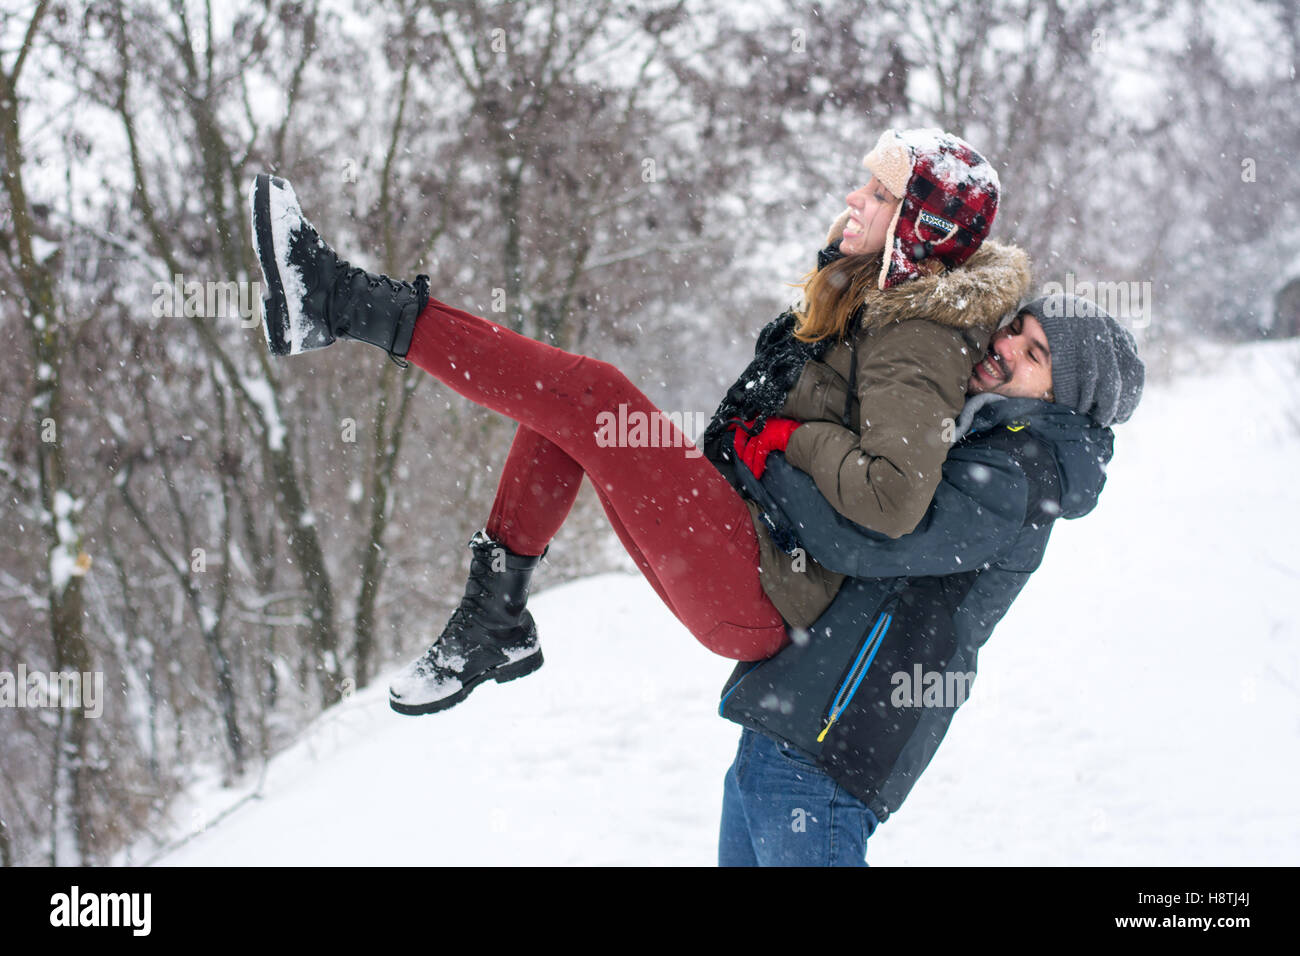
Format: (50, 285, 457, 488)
(817, 716, 836, 743)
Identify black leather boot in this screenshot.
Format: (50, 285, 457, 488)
(389, 530, 548, 716)
(250, 173, 428, 361)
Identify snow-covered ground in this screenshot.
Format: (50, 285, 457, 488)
(130, 339, 1300, 866)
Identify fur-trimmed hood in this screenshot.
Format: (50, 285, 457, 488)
(853, 238, 1032, 332)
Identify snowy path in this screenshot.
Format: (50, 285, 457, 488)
(136, 341, 1300, 866)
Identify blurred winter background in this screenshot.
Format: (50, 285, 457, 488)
(1, 0, 1297, 866)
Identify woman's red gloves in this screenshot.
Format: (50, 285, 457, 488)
(732, 417, 801, 479)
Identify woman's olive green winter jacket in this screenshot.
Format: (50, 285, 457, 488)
(722, 239, 1032, 629)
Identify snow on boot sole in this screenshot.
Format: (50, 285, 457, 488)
(387, 648, 544, 716)
(249, 173, 334, 356)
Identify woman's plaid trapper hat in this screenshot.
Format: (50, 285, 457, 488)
(862, 128, 1001, 290)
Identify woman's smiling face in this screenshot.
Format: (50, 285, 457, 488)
(840, 175, 901, 256)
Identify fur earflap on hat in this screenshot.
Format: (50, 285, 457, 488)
(861, 128, 1001, 291)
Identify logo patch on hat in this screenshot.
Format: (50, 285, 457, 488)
(917, 209, 956, 236)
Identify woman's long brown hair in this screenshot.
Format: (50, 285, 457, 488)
(790, 252, 883, 344)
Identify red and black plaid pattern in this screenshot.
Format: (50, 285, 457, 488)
(883, 135, 999, 289)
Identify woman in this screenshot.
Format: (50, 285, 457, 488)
(247, 128, 1031, 725)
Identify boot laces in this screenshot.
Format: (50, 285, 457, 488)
(416, 554, 495, 673)
(292, 218, 411, 304)
(333, 260, 413, 299)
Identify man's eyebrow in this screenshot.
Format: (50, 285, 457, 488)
(1032, 332, 1050, 359)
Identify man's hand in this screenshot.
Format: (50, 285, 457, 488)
(733, 417, 802, 479)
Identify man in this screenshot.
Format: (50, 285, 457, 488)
(716, 292, 1145, 867)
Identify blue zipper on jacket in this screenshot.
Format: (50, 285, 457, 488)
(817, 611, 892, 742)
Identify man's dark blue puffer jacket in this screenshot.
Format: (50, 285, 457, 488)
(719, 395, 1114, 824)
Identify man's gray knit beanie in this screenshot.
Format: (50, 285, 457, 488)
(1018, 293, 1145, 427)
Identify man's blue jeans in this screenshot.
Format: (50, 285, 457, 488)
(718, 727, 881, 866)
